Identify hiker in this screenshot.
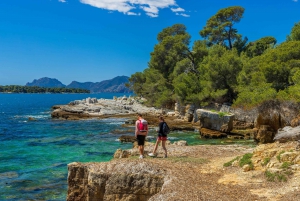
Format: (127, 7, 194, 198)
(135, 113, 148, 159)
(148, 116, 169, 158)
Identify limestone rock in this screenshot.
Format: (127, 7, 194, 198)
(200, 128, 227, 139)
(196, 109, 234, 132)
(254, 125, 275, 144)
(67, 161, 164, 201)
(114, 149, 130, 158)
(274, 126, 300, 143)
(119, 135, 137, 143)
(243, 164, 251, 172)
(280, 152, 298, 162)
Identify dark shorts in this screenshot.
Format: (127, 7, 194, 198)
(157, 136, 167, 141)
(136, 135, 146, 146)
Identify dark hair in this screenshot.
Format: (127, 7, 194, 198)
(137, 113, 143, 117)
(159, 116, 164, 121)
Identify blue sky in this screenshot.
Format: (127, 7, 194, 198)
(0, 0, 299, 85)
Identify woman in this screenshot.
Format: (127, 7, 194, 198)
(148, 116, 168, 158)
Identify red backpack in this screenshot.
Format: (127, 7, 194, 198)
(139, 119, 148, 131)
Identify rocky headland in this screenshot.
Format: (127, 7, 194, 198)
(51, 96, 300, 200)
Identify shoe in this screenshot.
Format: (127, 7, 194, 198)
(139, 155, 144, 159)
(148, 153, 155, 157)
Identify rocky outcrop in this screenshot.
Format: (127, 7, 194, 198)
(51, 96, 163, 120)
(67, 161, 164, 201)
(200, 128, 227, 139)
(274, 126, 300, 142)
(196, 109, 234, 132)
(252, 141, 300, 171)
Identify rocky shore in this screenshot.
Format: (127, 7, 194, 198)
(52, 96, 300, 200)
(67, 141, 300, 201)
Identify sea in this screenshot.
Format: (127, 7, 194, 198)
(0, 93, 254, 200)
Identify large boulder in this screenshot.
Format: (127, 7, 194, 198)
(196, 109, 234, 132)
(67, 161, 164, 201)
(274, 126, 300, 143)
(254, 125, 274, 144)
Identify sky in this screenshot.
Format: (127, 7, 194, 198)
(0, 0, 300, 85)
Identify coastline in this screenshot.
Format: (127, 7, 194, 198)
(57, 96, 300, 200)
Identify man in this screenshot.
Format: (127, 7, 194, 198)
(135, 113, 148, 159)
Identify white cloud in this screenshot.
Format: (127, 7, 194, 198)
(171, 7, 184, 12)
(292, 0, 298, 2)
(175, 13, 190, 17)
(59, 0, 67, 2)
(79, 0, 188, 17)
(127, 12, 141, 16)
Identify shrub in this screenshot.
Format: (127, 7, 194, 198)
(239, 153, 254, 169)
(281, 162, 292, 169)
(265, 170, 288, 182)
(262, 157, 271, 166)
(223, 156, 240, 167)
(276, 151, 285, 162)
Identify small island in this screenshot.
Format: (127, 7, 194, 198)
(0, 85, 90, 93)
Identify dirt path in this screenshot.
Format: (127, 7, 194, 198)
(131, 144, 300, 201)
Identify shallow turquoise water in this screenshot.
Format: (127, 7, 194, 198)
(0, 93, 255, 200)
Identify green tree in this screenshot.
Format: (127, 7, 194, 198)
(287, 21, 300, 41)
(200, 6, 245, 49)
(200, 45, 243, 103)
(245, 36, 277, 58)
(149, 24, 191, 79)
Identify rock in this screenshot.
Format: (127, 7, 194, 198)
(114, 149, 130, 158)
(254, 125, 275, 144)
(200, 128, 227, 139)
(51, 96, 163, 119)
(280, 152, 298, 162)
(119, 135, 137, 143)
(274, 126, 300, 143)
(28, 117, 36, 121)
(184, 104, 195, 122)
(294, 155, 300, 164)
(67, 161, 164, 201)
(232, 160, 239, 167)
(196, 109, 234, 132)
(243, 164, 251, 172)
(173, 140, 188, 146)
(167, 112, 176, 116)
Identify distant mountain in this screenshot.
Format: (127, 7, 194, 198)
(67, 76, 132, 93)
(25, 76, 132, 93)
(25, 77, 66, 88)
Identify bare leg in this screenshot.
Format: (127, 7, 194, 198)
(139, 145, 144, 155)
(152, 139, 161, 154)
(162, 141, 167, 157)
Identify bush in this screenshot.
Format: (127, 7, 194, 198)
(239, 153, 254, 169)
(223, 156, 240, 167)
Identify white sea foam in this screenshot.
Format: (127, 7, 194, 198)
(14, 114, 50, 120)
(167, 137, 179, 140)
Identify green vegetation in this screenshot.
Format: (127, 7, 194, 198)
(262, 157, 271, 166)
(0, 85, 90, 93)
(281, 162, 292, 169)
(239, 153, 254, 169)
(223, 156, 240, 167)
(127, 6, 300, 109)
(276, 151, 285, 162)
(265, 170, 288, 182)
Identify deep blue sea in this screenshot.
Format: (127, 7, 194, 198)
(0, 93, 254, 200)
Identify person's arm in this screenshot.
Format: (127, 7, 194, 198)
(145, 124, 148, 136)
(135, 121, 139, 137)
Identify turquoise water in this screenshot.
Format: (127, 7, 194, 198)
(0, 93, 254, 200)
